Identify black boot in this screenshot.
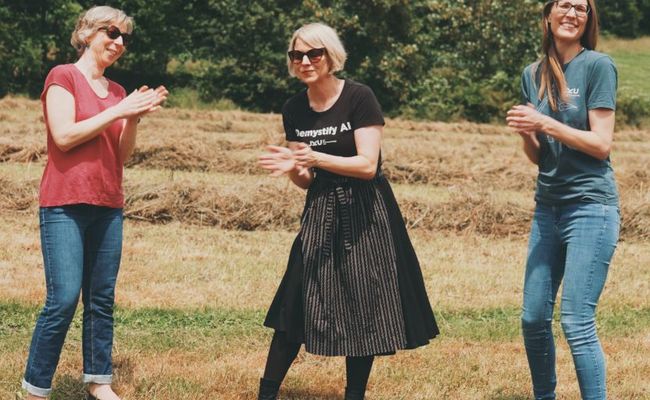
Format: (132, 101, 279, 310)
(258, 378, 281, 400)
(344, 386, 366, 400)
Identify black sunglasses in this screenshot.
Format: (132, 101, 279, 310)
(287, 48, 325, 64)
(99, 25, 132, 46)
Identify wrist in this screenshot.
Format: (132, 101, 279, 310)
(538, 114, 553, 134)
(107, 106, 123, 121)
(313, 152, 322, 167)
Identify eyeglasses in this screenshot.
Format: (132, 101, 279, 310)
(287, 48, 325, 64)
(98, 25, 132, 46)
(553, 1, 591, 17)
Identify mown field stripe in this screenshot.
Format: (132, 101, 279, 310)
(2, 302, 649, 352)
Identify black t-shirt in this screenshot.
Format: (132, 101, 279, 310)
(282, 79, 385, 158)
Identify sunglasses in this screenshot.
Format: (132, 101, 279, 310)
(287, 48, 325, 64)
(98, 25, 132, 46)
(553, 1, 590, 17)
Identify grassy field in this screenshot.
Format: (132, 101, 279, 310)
(1, 92, 650, 400)
(600, 36, 650, 99)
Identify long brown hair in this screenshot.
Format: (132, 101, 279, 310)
(537, 0, 599, 111)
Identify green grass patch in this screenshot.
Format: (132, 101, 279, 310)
(601, 36, 650, 100)
(599, 37, 650, 127)
(3, 302, 650, 354)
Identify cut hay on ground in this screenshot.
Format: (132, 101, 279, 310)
(2, 173, 649, 241)
(123, 179, 304, 230)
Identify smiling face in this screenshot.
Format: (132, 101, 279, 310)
(547, 1, 589, 46)
(291, 38, 331, 85)
(86, 22, 128, 68)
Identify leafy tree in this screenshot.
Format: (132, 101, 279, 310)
(4, 0, 645, 123)
(599, 0, 643, 38)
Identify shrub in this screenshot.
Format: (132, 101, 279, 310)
(617, 94, 650, 128)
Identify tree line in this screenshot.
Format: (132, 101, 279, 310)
(1, 0, 649, 123)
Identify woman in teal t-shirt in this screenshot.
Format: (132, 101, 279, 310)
(506, 1, 618, 399)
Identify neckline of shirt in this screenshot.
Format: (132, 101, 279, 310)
(306, 79, 347, 114)
(71, 64, 111, 100)
(563, 47, 587, 69)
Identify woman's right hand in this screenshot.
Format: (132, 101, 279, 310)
(258, 145, 297, 177)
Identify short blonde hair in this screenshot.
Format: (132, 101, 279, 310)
(71, 6, 134, 55)
(287, 23, 347, 77)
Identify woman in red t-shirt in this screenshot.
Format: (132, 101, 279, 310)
(21, 6, 167, 400)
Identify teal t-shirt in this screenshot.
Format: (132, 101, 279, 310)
(521, 49, 619, 206)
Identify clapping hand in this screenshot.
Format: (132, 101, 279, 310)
(113, 85, 168, 120)
(292, 142, 319, 168)
(258, 145, 297, 177)
(139, 85, 168, 114)
(506, 103, 546, 138)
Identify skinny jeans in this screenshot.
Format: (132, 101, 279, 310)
(521, 202, 619, 400)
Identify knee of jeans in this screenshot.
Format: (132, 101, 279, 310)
(560, 316, 597, 342)
(521, 312, 550, 333)
(85, 289, 116, 310)
(48, 292, 80, 320)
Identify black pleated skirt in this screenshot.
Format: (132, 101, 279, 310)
(264, 171, 438, 356)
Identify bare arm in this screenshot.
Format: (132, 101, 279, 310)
(258, 143, 314, 189)
(118, 117, 140, 163)
(517, 131, 540, 165)
(46, 85, 161, 153)
(538, 108, 615, 160)
(507, 104, 615, 161)
(286, 141, 315, 188)
(118, 85, 168, 163)
(293, 125, 382, 180)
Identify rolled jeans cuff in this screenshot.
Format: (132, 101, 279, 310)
(83, 373, 112, 384)
(22, 378, 51, 397)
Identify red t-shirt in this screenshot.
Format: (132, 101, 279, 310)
(39, 64, 127, 208)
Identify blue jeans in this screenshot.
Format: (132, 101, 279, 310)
(521, 202, 619, 400)
(23, 205, 123, 397)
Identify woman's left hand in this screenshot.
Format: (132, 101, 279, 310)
(293, 142, 320, 168)
(506, 103, 548, 133)
(142, 85, 169, 113)
(128, 85, 168, 123)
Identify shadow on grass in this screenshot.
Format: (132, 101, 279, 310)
(45, 355, 135, 400)
(280, 387, 341, 400)
(49, 374, 86, 400)
(489, 394, 530, 400)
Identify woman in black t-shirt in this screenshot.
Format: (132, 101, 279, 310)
(257, 22, 438, 400)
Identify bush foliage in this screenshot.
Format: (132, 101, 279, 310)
(0, 0, 648, 122)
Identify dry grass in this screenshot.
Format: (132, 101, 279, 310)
(2, 162, 650, 240)
(2, 213, 649, 313)
(1, 96, 649, 399)
(2, 330, 649, 399)
(2, 96, 650, 238)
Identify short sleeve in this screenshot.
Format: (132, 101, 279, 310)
(41, 65, 75, 100)
(350, 85, 385, 130)
(111, 81, 127, 100)
(281, 100, 297, 142)
(586, 56, 617, 110)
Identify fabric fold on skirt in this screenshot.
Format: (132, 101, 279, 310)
(265, 172, 438, 356)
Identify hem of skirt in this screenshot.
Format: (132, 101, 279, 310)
(83, 374, 112, 384)
(303, 338, 409, 357)
(264, 325, 305, 345)
(266, 328, 439, 356)
(22, 379, 51, 397)
(403, 332, 439, 350)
